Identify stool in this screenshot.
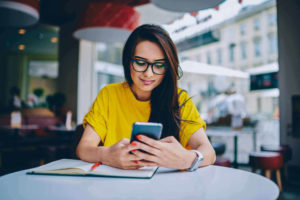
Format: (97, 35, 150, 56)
(249, 152, 283, 191)
(214, 157, 231, 167)
(261, 144, 292, 180)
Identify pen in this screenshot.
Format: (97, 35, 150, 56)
(90, 162, 101, 171)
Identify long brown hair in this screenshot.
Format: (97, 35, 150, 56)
(122, 24, 182, 140)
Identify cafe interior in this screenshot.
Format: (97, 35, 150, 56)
(0, 0, 299, 199)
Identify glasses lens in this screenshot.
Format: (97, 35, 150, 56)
(132, 59, 147, 72)
(153, 63, 167, 75)
(132, 59, 167, 75)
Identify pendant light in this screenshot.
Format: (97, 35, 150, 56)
(0, 0, 39, 27)
(73, 2, 140, 43)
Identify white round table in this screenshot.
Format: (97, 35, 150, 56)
(0, 165, 279, 200)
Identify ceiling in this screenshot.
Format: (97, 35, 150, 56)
(0, 0, 184, 56)
(0, 24, 59, 56)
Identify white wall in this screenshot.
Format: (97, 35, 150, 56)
(77, 40, 97, 124)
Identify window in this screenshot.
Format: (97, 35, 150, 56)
(268, 33, 278, 54)
(207, 51, 211, 64)
(253, 18, 260, 30)
(217, 48, 222, 65)
(229, 43, 235, 62)
(196, 54, 201, 62)
(226, 26, 235, 41)
(240, 42, 247, 60)
(268, 13, 277, 26)
(240, 24, 247, 35)
(254, 38, 261, 57)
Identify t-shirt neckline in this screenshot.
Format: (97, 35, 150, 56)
(123, 82, 151, 104)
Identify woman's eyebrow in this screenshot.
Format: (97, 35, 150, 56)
(134, 56, 166, 62)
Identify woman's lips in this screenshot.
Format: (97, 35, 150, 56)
(140, 78, 155, 85)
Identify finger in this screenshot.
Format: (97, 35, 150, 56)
(127, 152, 144, 161)
(123, 160, 144, 169)
(137, 160, 158, 167)
(133, 141, 160, 156)
(125, 141, 141, 152)
(119, 138, 130, 144)
(137, 135, 162, 149)
(132, 149, 159, 163)
(123, 165, 141, 170)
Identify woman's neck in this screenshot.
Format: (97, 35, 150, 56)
(130, 85, 151, 101)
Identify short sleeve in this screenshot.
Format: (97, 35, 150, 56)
(83, 87, 109, 141)
(179, 90, 206, 147)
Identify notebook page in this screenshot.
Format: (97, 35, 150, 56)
(28, 159, 94, 172)
(91, 165, 158, 177)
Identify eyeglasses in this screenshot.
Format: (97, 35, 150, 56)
(131, 58, 167, 75)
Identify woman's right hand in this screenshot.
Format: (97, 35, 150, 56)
(103, 138, 142, 170)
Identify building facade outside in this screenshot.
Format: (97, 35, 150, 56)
(176, 0, 278, 117)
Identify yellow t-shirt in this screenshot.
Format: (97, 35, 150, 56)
(83, 82, 206, 148)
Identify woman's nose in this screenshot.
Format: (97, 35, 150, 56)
(143, 65, 154, 77)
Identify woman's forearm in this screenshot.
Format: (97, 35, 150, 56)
(196, 143, 216, 167)
(76, 143, 109, 163)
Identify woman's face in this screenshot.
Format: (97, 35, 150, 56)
(130, 40, 166, 100)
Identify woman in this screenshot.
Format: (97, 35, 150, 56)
(76, 24, 216, 170)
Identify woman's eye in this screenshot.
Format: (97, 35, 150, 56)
(155, 63, 166, 69)
(135, 60, 146, 66)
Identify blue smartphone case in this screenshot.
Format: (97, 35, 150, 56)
(130, 122, 163, 143)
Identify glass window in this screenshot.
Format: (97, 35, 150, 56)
(96, 43, 124, 91)
(207, 51, 211, 64)
(254, 39, 261, 57)
(240, 42, 247, 60)
(268, 13, 277, 26)
(253, 18, 260, 30)
(226, 26, 235, 41)
(217, 48, 222, 65)
(240, 24, 247, 35)
(268, 33, 278, 54)
(197, 54, 201, 62)
(229, 43, 235, 62)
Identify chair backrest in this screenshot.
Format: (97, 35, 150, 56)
(71, 124, 103, 159)
(71, 124, 84, 159)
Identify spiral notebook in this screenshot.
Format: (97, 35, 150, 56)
(27, 159, 158, 179)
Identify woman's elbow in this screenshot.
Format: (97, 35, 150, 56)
(207, 145, 216, 165)
(76, 143, 84, 160)
(211, 148, 216, 165)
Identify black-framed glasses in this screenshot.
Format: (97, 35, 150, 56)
(131, 58, 167, 75)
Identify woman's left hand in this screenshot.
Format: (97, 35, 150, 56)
(131, 135, 196, 169)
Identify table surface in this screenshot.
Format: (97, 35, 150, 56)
(47, 125, 76, 132)
(0, 124, 39, 131)
(206, 126, 254, 137)
(0, 165, 279, 200)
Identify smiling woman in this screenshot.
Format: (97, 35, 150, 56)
(129, 41, 166, 101)
(76, 24, 216, 171)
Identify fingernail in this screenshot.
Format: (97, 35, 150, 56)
(131, 141, 137, 146)
(131, 150, 136, 153)
(137, 135, 142, 140)
(134, 160, 139, 164)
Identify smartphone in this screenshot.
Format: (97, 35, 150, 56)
(130, 122, 163, 151)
